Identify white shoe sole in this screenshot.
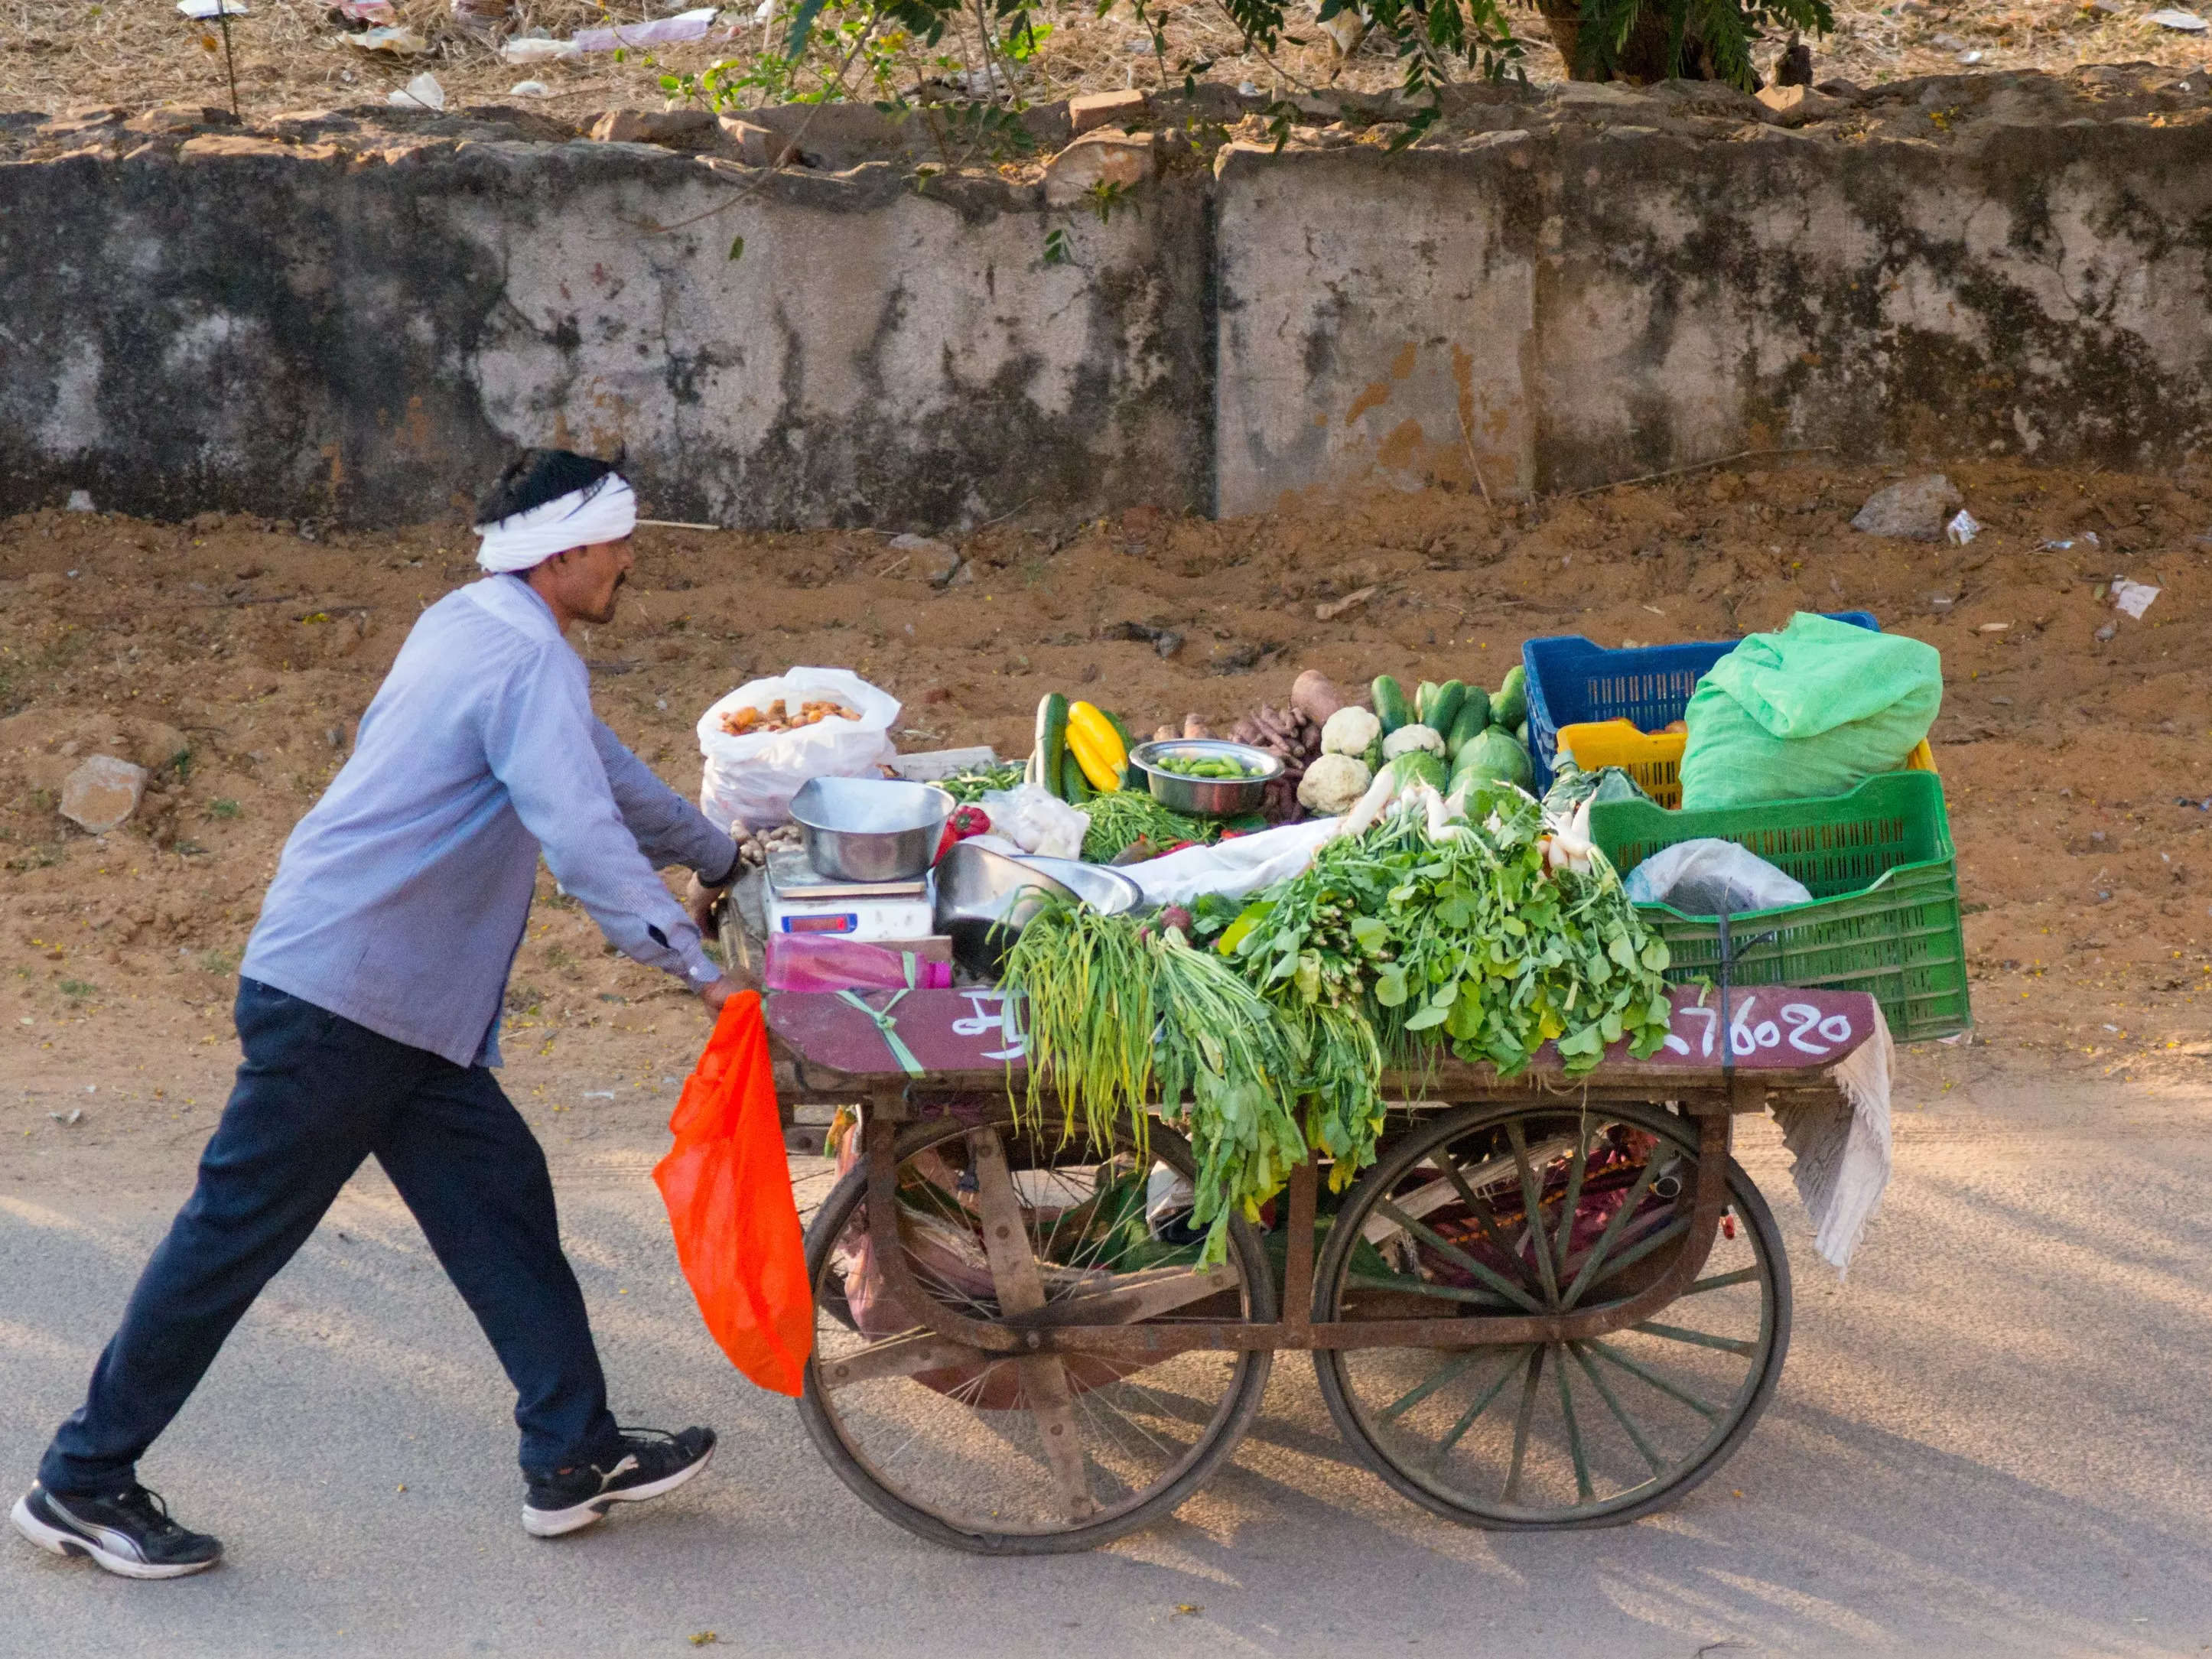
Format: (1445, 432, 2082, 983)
(11, 1494, 220, 1580)
(521, 1443, 716, 1539)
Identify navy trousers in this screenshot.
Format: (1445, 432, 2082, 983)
(39, 978, 620, 1495)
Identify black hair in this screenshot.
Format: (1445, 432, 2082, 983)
(474, 448, 623, 528)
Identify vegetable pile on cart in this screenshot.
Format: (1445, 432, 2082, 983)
(699, 613, 1961, 1553)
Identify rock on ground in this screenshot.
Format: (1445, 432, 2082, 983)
(59, 755, 148, 834)
(1852, 474, 1965, 539)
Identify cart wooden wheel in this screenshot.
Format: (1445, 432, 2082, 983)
(797, 1114, 1277, 1554)
(1312, 1098, 1790, 1530)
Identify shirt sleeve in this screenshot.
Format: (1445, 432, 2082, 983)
(590, 719, 740, 880)
(479, 646, 720, 988)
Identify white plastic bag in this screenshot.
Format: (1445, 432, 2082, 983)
(1128, 818, 1339, 908)
(1625, 838, 1812, 916)
(697, 668, 899, 831)
(980, 785, 1088, 860)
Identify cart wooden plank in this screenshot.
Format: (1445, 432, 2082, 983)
(767, 984, 1879, 1107)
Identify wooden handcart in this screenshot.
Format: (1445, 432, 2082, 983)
(762, 981, 1880, 1554)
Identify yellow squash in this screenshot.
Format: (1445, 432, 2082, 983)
(1064, 701, 1128, 792)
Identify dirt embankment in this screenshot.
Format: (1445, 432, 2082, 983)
(2, 460, 2208, 1177)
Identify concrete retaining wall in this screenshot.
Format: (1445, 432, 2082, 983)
(4, 75, 2210, 529)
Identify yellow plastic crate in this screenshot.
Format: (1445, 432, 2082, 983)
(1558, 721, 1935, 811)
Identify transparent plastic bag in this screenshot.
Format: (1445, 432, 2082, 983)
(1625, 838, 1813, 916)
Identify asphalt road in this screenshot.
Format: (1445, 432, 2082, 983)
(5, 1065, 2212, 1659)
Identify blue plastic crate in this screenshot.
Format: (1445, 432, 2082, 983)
(1521, 612, 1879, 794)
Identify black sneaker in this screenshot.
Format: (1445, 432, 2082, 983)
(522, 1426, 716, 1538)
(11, 1483, 223, 1579)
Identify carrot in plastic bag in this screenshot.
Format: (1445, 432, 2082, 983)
(653, 991, 813, 1395)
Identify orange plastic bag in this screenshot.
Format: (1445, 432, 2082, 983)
(653, 991, 813, 1395)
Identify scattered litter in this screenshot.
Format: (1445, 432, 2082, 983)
(48, 1108, 82, 1126)
(2112, 577, 2162, 619)
(1238, 80, 1259, 95)
(1976, 621, 2010, 633)
(64, 490, 95, 513)
(2042, 538, 2074, 550)
(331, 0, 396, 17)
(350, 24, 430, 53)
(1928, 593, 1957, 613)
(2177, 798, 2212, 811)
(507, 78, 551, 95)
(2095, 621, 2119, 642)
(572, 7, 719, 50)
(177, 0, 248, 14)
(583, 1089, 616, 1098)
(1944, 508, 1981, 545)
(388, 70, 444, 107)
(1957, 47, 1984, 62)
(500, 34, 581, 61)
(2149, 6, 2208, 27)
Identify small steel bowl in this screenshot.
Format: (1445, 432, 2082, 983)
(1127, 739, 1283, 819)
(788, 776, 953, 883)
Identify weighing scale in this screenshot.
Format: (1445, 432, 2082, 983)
(763, 847, 935, 942)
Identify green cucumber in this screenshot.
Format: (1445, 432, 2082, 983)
(1414, 681, 1441, 727)
(1035, 692, 1070, 802)
(1446, 693, 1491, 758)
(1371, 675, 1411, 734)
(1061, 748, 1094, 804)
(1426, 679, 1467, 737)
(1491, 664, 1528, 733)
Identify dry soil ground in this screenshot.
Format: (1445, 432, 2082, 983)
(2, 0, 2208, 132)
(2, 457, 2209, 1189)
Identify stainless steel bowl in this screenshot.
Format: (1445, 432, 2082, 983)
(932, 844, 1145, 980)
(1127, 738, 1283, 818)
(787, 776, 953, 883)
(1013, 855, 1143, 918)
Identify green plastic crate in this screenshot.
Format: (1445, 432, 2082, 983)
(1588, 770, 1970, 1043)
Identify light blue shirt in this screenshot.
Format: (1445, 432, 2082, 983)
(241, 575, 737, 1068)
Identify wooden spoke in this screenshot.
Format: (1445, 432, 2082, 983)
(1553, 1345, 1595, 1503)
(1558, 1155, 1663, 1310)
(967, 1127, 1096, 1522)
(1342, 1270, 1519, 1310)
(1505, 1121, 1563, 1309)
(1567, 1342, 1668, 1477)
(1580, 1215, 1692, 1296)
(1433, 1347, 1533, 1465)
(1584, 1337, 1722, 1421)
(819, 1330, 994, 1391)
(1630, 1320, 1758, 1358)
(1500, 1346, 1546, 1504)
(1430, 1147, 1547, 1298)
(1378, 1352, 1484, 1423)
(1552, 1121, 1592, 1282)
(1373, 1199, 1549, 1315)
(1683, 1266, 1761, 1297)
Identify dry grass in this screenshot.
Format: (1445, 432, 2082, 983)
(0, 0, 2204, 125)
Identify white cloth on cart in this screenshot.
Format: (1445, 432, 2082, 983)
(1768, 1005, 1895, 1274)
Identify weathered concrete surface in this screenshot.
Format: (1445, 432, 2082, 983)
(8, 73, 2212, 528)
(1216, 111, 2212, 512)
(0, 122, 1211, 529)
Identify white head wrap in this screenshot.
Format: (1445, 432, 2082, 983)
(475, 473, 637, 573)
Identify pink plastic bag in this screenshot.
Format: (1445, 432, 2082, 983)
(763, 936, 950, 994)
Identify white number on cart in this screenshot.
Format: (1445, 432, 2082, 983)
(951, 991, 1026, 1062)
(1662, 997, 1853, 1060)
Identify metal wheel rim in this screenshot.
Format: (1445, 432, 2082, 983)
(1313, 1098, 1791, 1531)
(797, 1114, 1277, 1553)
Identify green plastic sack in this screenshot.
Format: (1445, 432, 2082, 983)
(1678, 613, 1942, 811)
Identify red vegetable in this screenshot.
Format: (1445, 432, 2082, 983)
(932, 822, 959, 864)
(949, 805, 991, 838)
